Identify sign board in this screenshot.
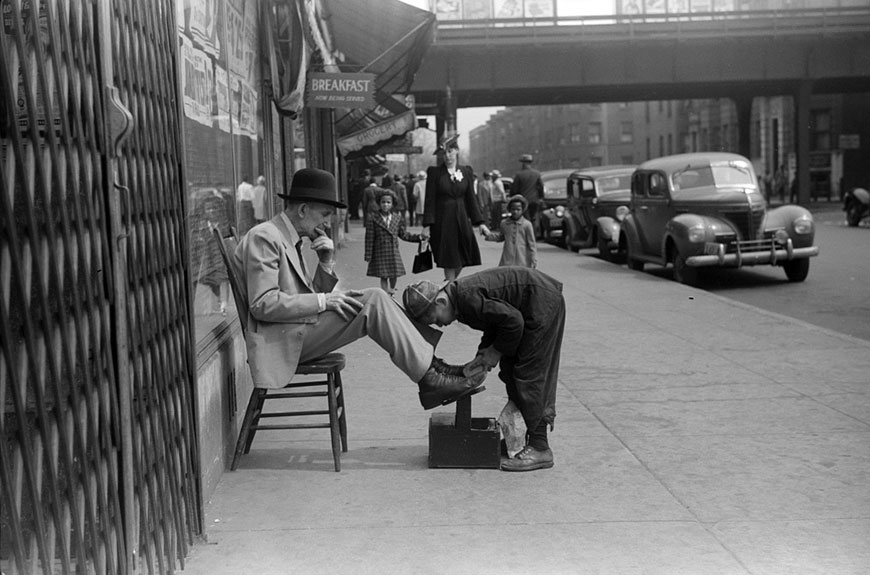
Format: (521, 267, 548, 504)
(305, 72, 375, 109)
(380, 146, 423, 155)
(337, 110, 416, 156)
(839, 134, 860, 149)
(385, 154, 407, 162)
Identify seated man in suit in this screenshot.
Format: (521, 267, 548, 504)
(233, 168, 484, 409)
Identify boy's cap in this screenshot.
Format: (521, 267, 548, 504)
(506, 194, 528, 210)
(403, 280, 441, 320)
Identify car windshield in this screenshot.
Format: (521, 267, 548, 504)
(672, 162, 756, 190)
(543, 177, 567, 200)
(597, 175, 632, 195)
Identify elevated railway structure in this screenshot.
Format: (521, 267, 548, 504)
(409, 6, 870, 202)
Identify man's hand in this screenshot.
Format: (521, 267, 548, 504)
(324, 290, 365, 321)
(311, 228, 335, 263)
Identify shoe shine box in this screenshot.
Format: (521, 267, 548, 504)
(428, 395, 500, 469)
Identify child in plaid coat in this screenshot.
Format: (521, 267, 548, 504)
(365, 189, 427, 295)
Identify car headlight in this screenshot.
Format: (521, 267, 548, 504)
(555, 206, 565, 218)
(687, 224, 706, 243)
(793, 214, 813, 234)
(615, 205, 630, 221)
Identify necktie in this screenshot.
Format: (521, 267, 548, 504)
(295, 240, 308, 279)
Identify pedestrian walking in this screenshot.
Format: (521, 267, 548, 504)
(412, 170, 427, 226)
(512, 154, 544, 236)
(477, 171, 493, 217)
(483, 194, 537, 269)
(365, 189, 427, 295)
(423, 134, 490, 281)
(489, 169, 507, 229)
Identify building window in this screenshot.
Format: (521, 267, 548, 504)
(811, 109, 832, 151)
(570, 123, 581, 144)
(620, 121, 633, 143)
(659, 135, 664, 157)
(621, 155, 634, 165)
(589, 122, 602, 144)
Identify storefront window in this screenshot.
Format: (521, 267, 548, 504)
(177, 0, 267, 350)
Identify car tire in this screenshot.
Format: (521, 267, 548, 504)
(783, 258, 810, 282)
(625, 237, 644, 271)
(673, 248, 699, 286)
(846, 204, 862, 227)
(597, 234, 613, 262)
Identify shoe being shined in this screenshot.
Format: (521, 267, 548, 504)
(431, 356, 465, 377)
(418, 363, 485, 410)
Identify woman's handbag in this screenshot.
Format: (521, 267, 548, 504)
(412, 241, 433, 274)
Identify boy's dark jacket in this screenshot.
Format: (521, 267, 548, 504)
(443, 267, 562, 357)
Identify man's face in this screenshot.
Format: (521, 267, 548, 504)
(424, 299, 456, 327)
(297, 202, 335, 238)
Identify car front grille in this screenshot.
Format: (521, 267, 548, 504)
(721, 207, 765, 241)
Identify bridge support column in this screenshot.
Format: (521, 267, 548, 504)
(436, 84, 458, 142)
(733, 95, 753, 160)
(793, 80, 812, 205)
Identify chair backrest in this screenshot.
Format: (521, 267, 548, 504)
(211, 224, 249, 332)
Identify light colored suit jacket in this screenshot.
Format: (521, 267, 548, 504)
(233, 214, 338, 388)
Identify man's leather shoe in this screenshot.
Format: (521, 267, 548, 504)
(500, 445, 554, 472)
(431, 356, 465, 376)
(418, 365, 485, 410)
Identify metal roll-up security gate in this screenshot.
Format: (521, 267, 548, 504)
(0, 1, 201, 573)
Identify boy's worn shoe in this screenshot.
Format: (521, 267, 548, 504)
(418, 363, 485, 410)
(500, 445, 554, 472)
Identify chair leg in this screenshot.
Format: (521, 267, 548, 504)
(231, 388, 266, 471)
(326, 371, 341, 472)
(336, 371, 348, 452)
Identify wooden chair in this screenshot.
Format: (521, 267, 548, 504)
(211, 225, 348, 472)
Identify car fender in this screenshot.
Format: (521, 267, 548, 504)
(664, 213, 732, 259)
(620, 214, 643, 254)
(596, 216, 621, 241)
(763, 204, 816, 247)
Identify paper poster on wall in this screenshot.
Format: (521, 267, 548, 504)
(644, 0, 666, 13)
(215, 65, 230, 132)
(494, 0, 522, 18)
(525, 0, 554, 18)
(180, 37, 215, 128)
(188, 0, 220, 57)
(463, 0, 492, 19)
(431, 0, 462, 20)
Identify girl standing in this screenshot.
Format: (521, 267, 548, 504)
(365, 189, 427, 295)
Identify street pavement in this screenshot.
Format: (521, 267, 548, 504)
(181, 216, 869, 575)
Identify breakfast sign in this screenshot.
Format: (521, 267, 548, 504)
(305, 72, 375, 109)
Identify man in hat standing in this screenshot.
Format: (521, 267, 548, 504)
(233, 168, 484, 410)
(512, 154, 544, 238)
(402, 267, 566, 471)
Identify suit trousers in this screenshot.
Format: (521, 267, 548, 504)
(298, 288, 438, 383)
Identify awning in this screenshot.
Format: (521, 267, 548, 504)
(320, 0, 435, 151)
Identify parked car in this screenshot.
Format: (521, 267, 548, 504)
(562, 165, 636, 259)
(535, 169, 576, 244)
(619, 152, 819, 285)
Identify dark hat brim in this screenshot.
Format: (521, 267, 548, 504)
(277, 192, 347, 209)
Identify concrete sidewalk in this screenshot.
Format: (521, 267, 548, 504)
(182, 220, 870, 575)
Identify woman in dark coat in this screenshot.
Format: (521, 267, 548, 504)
(423, 135, 490, 280)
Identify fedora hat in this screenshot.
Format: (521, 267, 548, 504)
(519, 153, 534, 163)
(278, 168, 347, 208)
